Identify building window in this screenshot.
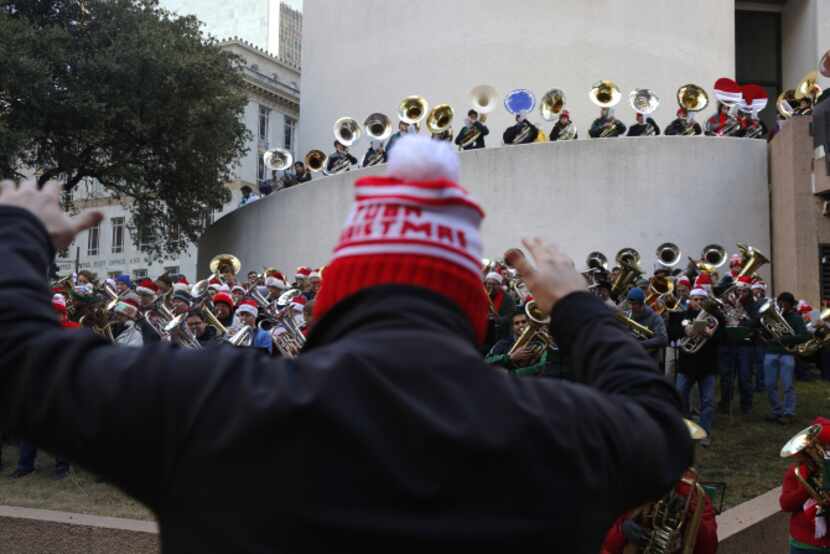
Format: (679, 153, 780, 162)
(132, 269, 148, 280)
(164, 265, 180, 277)
(111, 217, 125, 254)
(87, 222, 100, 256)
(137, 228, 155, 251)
(259, 105, 270, 142)
(284, 117, 296, 153)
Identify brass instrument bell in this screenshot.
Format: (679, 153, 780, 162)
(693, 244, 726, 273)
(777, 89, 797, 119)
(655, 242, 681, 268)
(589, 80, 621, 108)
(426, 104, 455, 134)
(364, 113, 392, 141)
(735, 242, 769, 278)
(540, 88, 566, 121)
(795, 70, 822, 102)
(629, 88, 660, 115)
(304, 149, 328, 172)
(333, 117, 362, 147)
(677, 84, 709, 112)
(398, 95, 429, 125)
(209, 253, 242, 276)
(470, 85, 498, 116)
(263, 147, 293, 171)
(586, 251, 608, 271)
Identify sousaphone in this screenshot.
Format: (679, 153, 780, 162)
(677, 84, 709, 113)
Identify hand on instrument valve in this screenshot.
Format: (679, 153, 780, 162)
(0, 180, 103, 250)
(509, 346, 535, 367)
(621, 519, 648, 547)
(504, 238, 587, 315)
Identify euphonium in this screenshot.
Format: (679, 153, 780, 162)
(610, 248, 643, 301)
(758, 298, 797, 350)
(678, 298, 720, 354)
(780, 425, 830, 507)
(582, 251, 608, 287)
(507, 301, 553, 364)
(634, 468, 707, 554)
(226, 324, 254, 347)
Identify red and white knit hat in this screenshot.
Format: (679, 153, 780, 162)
(136, 278, 159, 298)
(52, 293, 67, 314)
(313, 134, 488, 343)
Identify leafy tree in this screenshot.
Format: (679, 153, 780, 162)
(0, 0, 250, 257)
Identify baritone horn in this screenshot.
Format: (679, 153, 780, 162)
(540, 88, 566, 121)
(677, 84, 709, 113)
(263, 147, 293, 172)
(304, 149, 327, 173)
(781, 424, 830, 507)
(333, 117, 362, 147)
(364, 113, 392, 141)
(398, 95, 429, 125)
(426, 104, 454, 134)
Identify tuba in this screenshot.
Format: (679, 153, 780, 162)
(333, 117, 362, 147)
(590, 80, 622, 108)
(507, 301, 554, 366)
(504, 88, 537, 144)
(677, 84, 709, 135)
(427, 104, 454, 139)
(690, 244, 726, 274)
(540, 88, 566, 121)
(630, 88, 661, 135)
(398, 95, 429, 125)
(582, 251, 608, 287)
(610, 248, 643, 301)
(458, 85, 497, 149)
(364, 113, 392, 142)
(678, 297, 721, 354)
(656, 242, 681, 269)
(645, 276, 674, 315)
(734, 242, 769, 279)
(263, 147, 293, 172)
(304, 149, 328, 173)
(780, 424, 830, 507)
(795, 70, 822, 106)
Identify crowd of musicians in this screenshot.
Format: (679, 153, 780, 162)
(252, 73, 826, 196)
(4, 238, 830, 553)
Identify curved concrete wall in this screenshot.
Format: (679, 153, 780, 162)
(198, 136, 769, 280)
(298, 0, 735, 157)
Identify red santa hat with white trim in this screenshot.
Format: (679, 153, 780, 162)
(52, 293, 68, 314)
(235, 299, 258, 317)
(295, 266, 312, 280)
(714, 78, 743, 105)
(136, 278, 160, 298)
(265, 276, 286, 290)
(313, 134, 489, 344)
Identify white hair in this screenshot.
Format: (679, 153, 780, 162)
(387, 134, 460, 183)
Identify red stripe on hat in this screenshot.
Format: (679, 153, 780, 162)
(355, 176, 470, 194)
(334, 237, 482, 267)
(354, 194, 485, 217)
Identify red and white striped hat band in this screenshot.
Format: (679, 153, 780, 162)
(331, 176, 485, 276)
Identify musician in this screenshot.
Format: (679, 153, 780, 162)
(627, 287, 668, 364)
(745, 115, 769, 140)
(601, 466, 718, 554)
(113, 274, 131, 295)
(454, 109, 489, 150)
(589, 107, 626, 138)
(326, 141, 357, 174)
(668, 289, 724, 445)
(483, 271, 516, 354)
(502, 114, 539, 145)
(234, 300, 272, 354)
(594, 279, 617, 309)
(431, 128, 452, 142)
(265, 275, 287, 302)
(283, 161, 312, 188)
(795, 97, 813, 116)
(301, 298, 315, 336)
(764, 292, 810, 424)
(675, 276, 691, 311)
(231, 285, 246, 306)
(170, 288, 192, 316)
(186, 311, 219, 346)
(385, 120, 410, 154)
(294, 266, 311, 290)
(305, 270, 322, 300)
(155, 272, 173, 295)
(665, 108, 702, 136)
(211, 292, 235, 328)
(715, 275, 760, 416)
(0, 141, 693, 552)
(705, 102, 737, 136)
(485, 310, 562, 377)
(112, 299, 144, 347)
(779, 416, 830, 553)
(362, 140, 387, 167)
(239, 185, 260, 208)
(549, 110, 578, 142)
(626, 112, 661, 137)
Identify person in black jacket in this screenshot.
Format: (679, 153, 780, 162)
(0, 135, 690, 553)
(454, 109, 490, 150)
(668, 289, 725, 447)
(626, 112, 661, 137)
(326, 141, 358, 174)
(589, 107, 626, 138)
(549, 110, 578, 141)
(503, 114, 539, 144)
(664, 108, 702, 136)
(362, 140, 387, 167)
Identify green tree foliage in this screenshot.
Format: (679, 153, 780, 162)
(0, 0, 250, 256)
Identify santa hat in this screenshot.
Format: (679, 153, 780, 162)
(267, 270, 285, 280)
(560, 110, 570, 118)
(736, 275, 752, 288)
(313, 134, 488, 343)
(216, 284, 231, 293)
(177, 276, 190, 285)
(295, 266, 312, 279)
(291, 295, 307, 312)
(484, 272, 503, 284)
(114, 299, 139, 319)
(208, 276, 222, 285)
(677, 276, 691, 287)
(694, 273, 713, 287)
(309, 269, 322, 280)
(213, 292, 235, 309)
(51, 293, 67, 314)
(798, 300, 813, 314)
(231, 285, 246, 294)
(136, 278, 159, 297)
(172, 282, 191, 294)
(235, 299, 258, 317)
(751, 281, 767, 291)
(689, 288, 708, 298)
(265, 276, 286, 290)
(713, 77, 743, 105)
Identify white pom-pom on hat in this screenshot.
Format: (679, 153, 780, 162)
(387, 134, 460, 183)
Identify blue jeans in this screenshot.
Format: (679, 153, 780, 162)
(676, 373, 716, 434)
(764, 353, 796, 417)
(17, 440, 70, 473)
(719, 344, 754, 412)
(754, 343, 766, 390)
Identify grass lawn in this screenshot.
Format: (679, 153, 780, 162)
(0, 378, 827, 519)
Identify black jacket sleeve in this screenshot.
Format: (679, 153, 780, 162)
(648, 118, 661, 135)
(548, 292, 692, 508)
(476, 121, 489, 137)
(0, 207, 305, 511)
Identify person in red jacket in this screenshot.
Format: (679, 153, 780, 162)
(780, 416, 830, 554)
